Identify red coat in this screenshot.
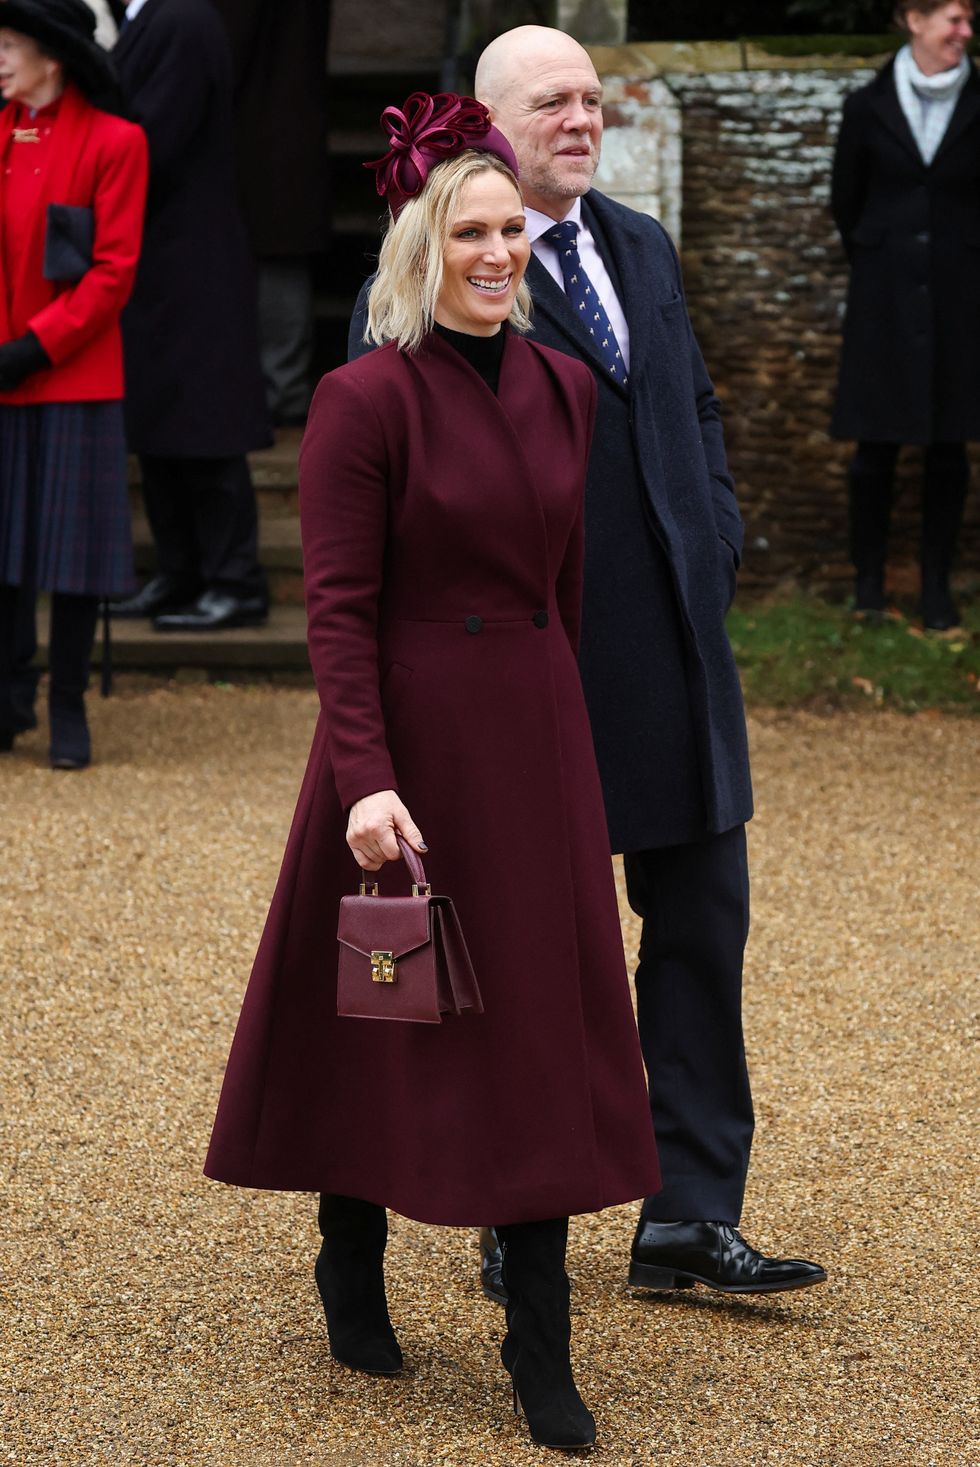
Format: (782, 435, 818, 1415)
(205, 331, 660, 1225)
(0, 84, 148, 405)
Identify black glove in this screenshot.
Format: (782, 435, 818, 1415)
(0, 332, 51, 390)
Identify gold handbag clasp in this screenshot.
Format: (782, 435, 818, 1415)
(371, 950, 397, 984)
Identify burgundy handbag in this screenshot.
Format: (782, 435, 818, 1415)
(337, 837, 483, 1023)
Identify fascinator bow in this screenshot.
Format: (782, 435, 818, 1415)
(366, 91, 519, 217)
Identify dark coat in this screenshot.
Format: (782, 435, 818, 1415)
(204, 331, 661, 1223)
(210, 0, 331, 257)
(114, 0, 270, 456)
(831, 59, 980, 444)
(350, 191, 752, 852)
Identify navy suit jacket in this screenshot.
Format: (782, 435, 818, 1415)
(349, 189, 752, 850)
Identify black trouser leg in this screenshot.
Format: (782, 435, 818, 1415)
(48, 593, 98, 768)
(139, 454, 202, 595)
(0, 582, 38, 737)
(921, 441, 968, 629)
(625, 825, 753, 1225)
(849, 441, 899, 610)
(314, 1194, 402, 1374)
(191, 456, 266, 599)
(495, 1217, 595, 1451)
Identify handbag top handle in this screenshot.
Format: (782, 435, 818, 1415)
(395, 834, 427, 888)
(356, 834, 430, 896)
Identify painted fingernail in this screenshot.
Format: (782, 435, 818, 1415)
(418, 842, 428, 851)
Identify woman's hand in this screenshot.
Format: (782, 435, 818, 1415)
(347, 790, 427, 871)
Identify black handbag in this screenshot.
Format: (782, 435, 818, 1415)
(43, 204, 94, 283)
(337, 837, 483, 1024)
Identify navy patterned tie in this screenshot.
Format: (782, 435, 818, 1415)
(542, 220, 627, 384)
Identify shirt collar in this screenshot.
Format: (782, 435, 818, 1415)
(125, 0, 152, 21)
(524, 196, 583, 246)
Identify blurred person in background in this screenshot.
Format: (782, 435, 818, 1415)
(0, 0, 147, 768)
(211, 0, 331, 427)
(832, 0, 979, 630)
(110, 0, 270, 632)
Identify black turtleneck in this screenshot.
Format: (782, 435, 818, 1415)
(434, 322, 506, 395)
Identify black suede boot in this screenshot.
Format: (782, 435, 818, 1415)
(314, 1193, 402, 1375)
(48, 594, 98, 770)
(0, 583, 39, 750)
(921, 443, 968, 630)
(496, 1217, 596, 1452)
(849, 441, 898, 617)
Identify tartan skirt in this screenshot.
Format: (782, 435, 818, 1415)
(0, 401, 135, 597)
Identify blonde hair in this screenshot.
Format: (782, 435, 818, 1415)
(365, 151, 533, 352)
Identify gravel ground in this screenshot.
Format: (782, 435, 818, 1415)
(1, 686, 977, 1467)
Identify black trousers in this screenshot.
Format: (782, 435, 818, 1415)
(140, 453, 266, 599)
(849, 440, 969, 579)
(625, 824, 753, 1225)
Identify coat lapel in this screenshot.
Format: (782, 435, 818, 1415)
(582, 191, 656, 386)
(932, 63, 980, 164)
(525, 245, 629, 399)
(870, 61, 923, 166)
(112, 0, 159, 64)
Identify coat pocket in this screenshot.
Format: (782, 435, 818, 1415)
(380, 660, 414, 721)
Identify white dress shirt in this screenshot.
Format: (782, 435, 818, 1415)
(124, 0, 151, 23)
(524, 196, 631, 374)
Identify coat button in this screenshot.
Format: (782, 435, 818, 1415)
(532, 610, 549, 629)
(464, 615, 483, 634)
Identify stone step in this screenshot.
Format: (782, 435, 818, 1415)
(37, 601, 311, 675)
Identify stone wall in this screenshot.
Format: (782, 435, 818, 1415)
(591, 42, 980, 595)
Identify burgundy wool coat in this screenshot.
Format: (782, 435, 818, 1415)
(204, 329, 661, 1226)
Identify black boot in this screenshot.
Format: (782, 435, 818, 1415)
(921, 443, 968, 630)
(0, 583, 39, 749)
(849, 441, 898, 617)
(48, 594, 98, 770)
(314, 1194, 402, 1375)
(496, 1217, 596, 1452)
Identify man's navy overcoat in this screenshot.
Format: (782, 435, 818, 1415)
(350, 189, 752, 851)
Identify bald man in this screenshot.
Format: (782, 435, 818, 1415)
(349, 26, 825, 1299)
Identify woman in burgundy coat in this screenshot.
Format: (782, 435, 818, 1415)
(205, 94, 659, 1452)
(0, 0, 147, 767)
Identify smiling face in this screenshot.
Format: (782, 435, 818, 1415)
(434, 169, 530, 337)
(0, 28, 64, 109)
(907, 2, 974, 74)
(478, 31, 603, 220)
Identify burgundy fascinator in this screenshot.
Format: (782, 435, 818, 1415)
(365, 92, 520, 218)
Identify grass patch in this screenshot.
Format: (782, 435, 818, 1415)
(727, 595, 980, 712)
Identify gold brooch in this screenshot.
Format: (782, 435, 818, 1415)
(12, 128, 41, 144)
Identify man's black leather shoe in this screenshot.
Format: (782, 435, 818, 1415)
(479, 1226, 507, 1305)
(111, 575, 197, 620)
(628, 1220, 826, 1294)
(153, 589, 268, 632)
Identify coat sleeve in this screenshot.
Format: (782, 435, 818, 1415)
(661, 227, 744, 563)
(124, 20, 216, 174)
(28, 124, 148, 367)
(298, 367, 400, 809)
(555, 371, 596, 655)
(831, 92, 870, 255)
